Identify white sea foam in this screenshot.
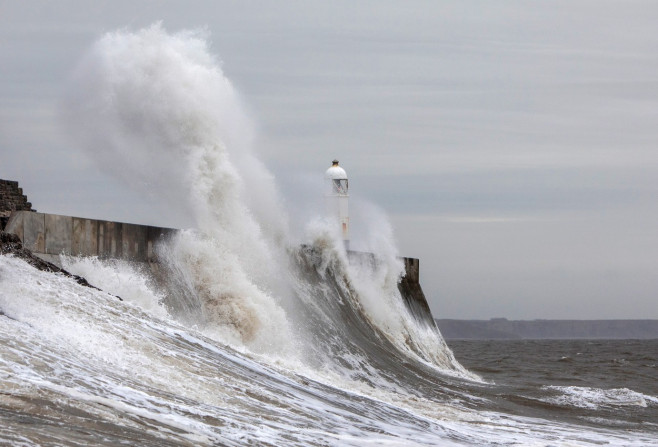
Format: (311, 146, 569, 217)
(64, 23, 296, 356)
(542, 385, 658, 409)
(157, 229, 296, 356)
(2, 255, 657, 446)
(303, 217, 475, 380)
(61, 255, 169, 319)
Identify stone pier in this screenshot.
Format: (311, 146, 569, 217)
(4, 211, 175, 267)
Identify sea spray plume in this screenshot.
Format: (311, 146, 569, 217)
(64, 23, 295, 354)
(63, 22, 468, 376)
(66, 23, 252, 232)
(157, 230, 293, 351)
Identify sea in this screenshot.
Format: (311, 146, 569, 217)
(449, 339, 658, 439)
(2, 23, 657, 446)
(1, 247, 657, 446)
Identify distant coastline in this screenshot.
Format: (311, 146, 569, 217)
(435, 318, 658, 340)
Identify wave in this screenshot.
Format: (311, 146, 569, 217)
(542, 385, 658, 409)
(4, 254, 657, 446)
(1, 22, 651, 445)
(60, 22, 470, 379)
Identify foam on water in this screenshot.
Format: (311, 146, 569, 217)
(3, 255, 656, 446)
(542, 385, 658, 409)
(60, 255, 168, 319)
(301, 221, 473, 379)
(156, 229, 296, 355)
(3, 22, 655, 445)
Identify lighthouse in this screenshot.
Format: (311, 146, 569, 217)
(325, 159, 349, 248)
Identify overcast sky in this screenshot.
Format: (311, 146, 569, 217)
(2, 1, 657, 319)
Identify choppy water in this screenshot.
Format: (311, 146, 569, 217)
(449, 339, 658, 434)
(1, 252, 657, 446)
(2, 23, 656, 446)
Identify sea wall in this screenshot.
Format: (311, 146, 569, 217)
(4, 210, 436, 324)
(4, 211, 175, 267)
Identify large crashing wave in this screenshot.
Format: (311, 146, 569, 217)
(63, 23, 470, 381)
(64, 23, 295, 356)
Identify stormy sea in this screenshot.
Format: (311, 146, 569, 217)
(1, 24, 656, 446)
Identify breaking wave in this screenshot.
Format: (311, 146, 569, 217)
(1, 23, 653, 446)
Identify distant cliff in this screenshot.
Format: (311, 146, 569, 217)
(436, 318, 658, 340)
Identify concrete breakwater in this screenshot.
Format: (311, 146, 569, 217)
(3, 209, 435, 325)
(4, 211, 175, 268)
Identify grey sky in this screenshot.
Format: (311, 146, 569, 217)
(1, 1, 657, 319)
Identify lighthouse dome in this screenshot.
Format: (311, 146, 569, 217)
(325, 160, 347, 179)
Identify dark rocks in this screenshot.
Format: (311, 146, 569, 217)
(0, 179, 35, 221)
(1, 231, 22, 245)
(1, 178, 36, 231)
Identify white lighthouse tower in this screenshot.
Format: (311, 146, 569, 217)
(325, 159, 349, 248)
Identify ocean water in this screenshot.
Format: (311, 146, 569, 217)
(2, 23, 657, 446)
(1, 254, 657, 446)
(448, 339, 658, 435)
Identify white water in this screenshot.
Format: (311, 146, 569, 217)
(62, 22, 465, 374)
(64, 23, 297, 357)
(2, 23, 656, 446)
(542, 385, 658, 409)
(2, 255, 655, 446)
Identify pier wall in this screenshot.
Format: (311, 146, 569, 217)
(5, 210, 435, 325)
(5, 211, 175, 267)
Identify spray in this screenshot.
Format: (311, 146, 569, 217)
(63, 22, 469, 378)
(63, 23, 295, 356)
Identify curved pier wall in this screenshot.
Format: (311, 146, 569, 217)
(5, 210, 435, 324)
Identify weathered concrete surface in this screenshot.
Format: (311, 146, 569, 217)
(22, 211, 46, 253)
(5, 211, 175, 267)
(398, 266, 434, 327)
(45, 214, 72, 255)
(72, 217, 98, 256)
